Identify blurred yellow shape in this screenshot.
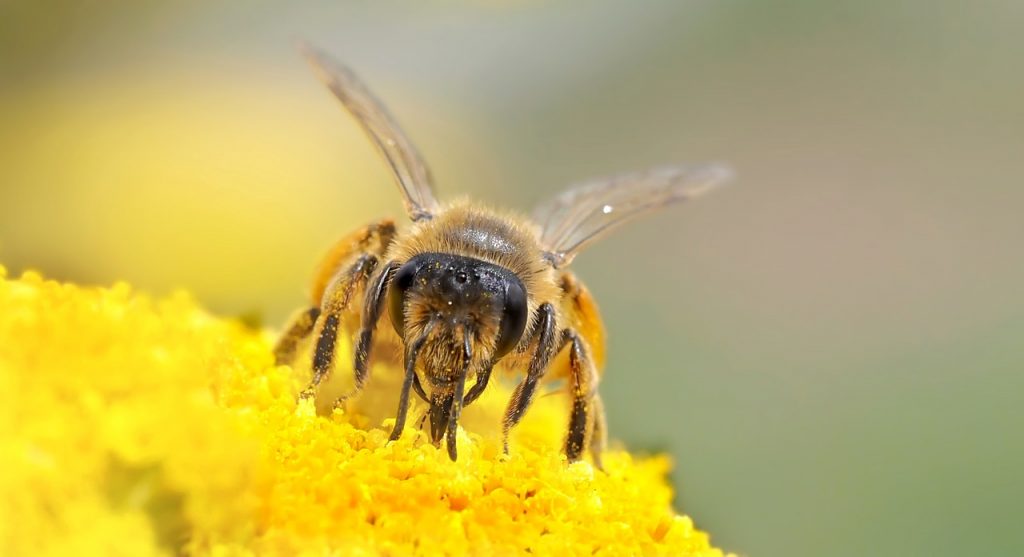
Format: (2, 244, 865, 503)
(0, 267, 729, 556)
(0, 72, 468, 319)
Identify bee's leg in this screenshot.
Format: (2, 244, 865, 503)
(301, 254, 379, 400)
(290, 219, 396, 401)
(389, 326, 430, 441)
(501, 303, 559, 454)
(462, 360, 494, 407)
(563, 329, 603, 467)
(412, 372, 429, 403)
(446, 369, 468, 460)
(389, 366, 415, 440)
(558, 272, 607, 466)
(326, 259, 399, 409)
(444, 332, 474, 460)
(309, 220, 396, 304)
(273, 306, 321, 365)
(589, 393, 608, 469)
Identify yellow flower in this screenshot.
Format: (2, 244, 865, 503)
(0, 267, 731, 556)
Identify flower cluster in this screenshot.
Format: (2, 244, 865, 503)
(0, 268, 729, 556)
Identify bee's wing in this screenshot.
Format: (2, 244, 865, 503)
(301, 43, 440, 221)
(533, 164, 733, 267)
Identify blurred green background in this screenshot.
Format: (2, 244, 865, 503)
(2, 1, 1023, 555)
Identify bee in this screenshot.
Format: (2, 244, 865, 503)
(274, 44, 732, 466)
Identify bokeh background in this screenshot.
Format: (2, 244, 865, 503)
(2, 1, 1023, 555)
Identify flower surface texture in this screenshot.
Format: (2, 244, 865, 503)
(0, 268, 730, 556)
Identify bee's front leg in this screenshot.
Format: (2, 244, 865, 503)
(501, 303, 559, 454)
(389, 321, 430, 441)
(343, 259, 400, 407)
(462, 360, 495, 408)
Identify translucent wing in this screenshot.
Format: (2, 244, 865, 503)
(300, 42, 440, 221)
(534, 164, 733, 267)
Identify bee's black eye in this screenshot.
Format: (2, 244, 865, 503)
(494, 279, 528, 358)
(389, 261, 418, 337)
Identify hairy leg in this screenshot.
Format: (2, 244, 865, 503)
(558, 271, 608, 466)
(273, 306, 321, 365)
(589, 393, 608, 469)
(338, 259, 399, 408)
(444, 327, 474, 460)
(282, 219, 395, 402)
(562, 329, 604, 466)
(501, 303, 559, 454)
(301, 254, 379, 400)
(461, 360, 495, 407)
(309, 220, 396, 303)
(389, 321, 433, 441)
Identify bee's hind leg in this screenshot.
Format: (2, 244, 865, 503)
(563, 329, 605, 468)
(588, 392, 608, 470)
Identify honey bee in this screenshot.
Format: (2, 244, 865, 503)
(274, 44, 732, 466)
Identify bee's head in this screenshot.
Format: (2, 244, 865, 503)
(388, 253, 529, 364)
(388, 253, 529, 445)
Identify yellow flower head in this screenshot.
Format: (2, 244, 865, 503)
(0, 267, 730, 556)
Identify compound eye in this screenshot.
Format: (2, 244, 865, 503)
(389, 261, 418, 337)
(493, 279, 528, 358)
